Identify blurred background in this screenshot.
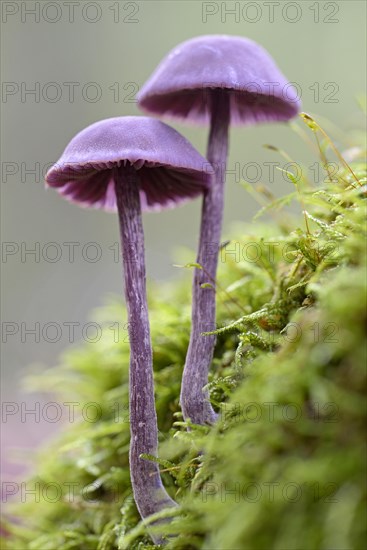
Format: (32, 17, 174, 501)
(1, 0, 366, 481)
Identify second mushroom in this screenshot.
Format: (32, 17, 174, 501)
(138, 35, 301, 426)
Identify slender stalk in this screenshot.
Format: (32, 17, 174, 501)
(180, 90, 230, 425)
(114, 166, 177, 543)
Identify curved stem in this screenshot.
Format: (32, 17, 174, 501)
(180, 91, 230, 425)
(114, 166, 177, 544)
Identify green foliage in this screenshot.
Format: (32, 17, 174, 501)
(3, 120, 366, 549)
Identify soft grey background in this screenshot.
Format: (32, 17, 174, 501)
(1, 0, 366, 473)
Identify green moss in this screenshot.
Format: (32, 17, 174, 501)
(3, 119, 366, 549)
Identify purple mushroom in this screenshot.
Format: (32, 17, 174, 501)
(46, 116, 211, 543)
(138, 35, 301, 425)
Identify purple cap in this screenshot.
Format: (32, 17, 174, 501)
(46, 116, 212, 212)
(138, 35, 301, 126)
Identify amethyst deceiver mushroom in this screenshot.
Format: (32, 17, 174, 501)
(46, 116, 211, 543)
(138, 35, 301, 425)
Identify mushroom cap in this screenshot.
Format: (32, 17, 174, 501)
(138, 35, 301, 126)
(46, 116, 212, 212)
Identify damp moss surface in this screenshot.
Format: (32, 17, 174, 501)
(2, 115, 367, 550)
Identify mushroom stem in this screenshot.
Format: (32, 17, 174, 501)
(114, 165, 177, 542)
(181, 90, 230, 425)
